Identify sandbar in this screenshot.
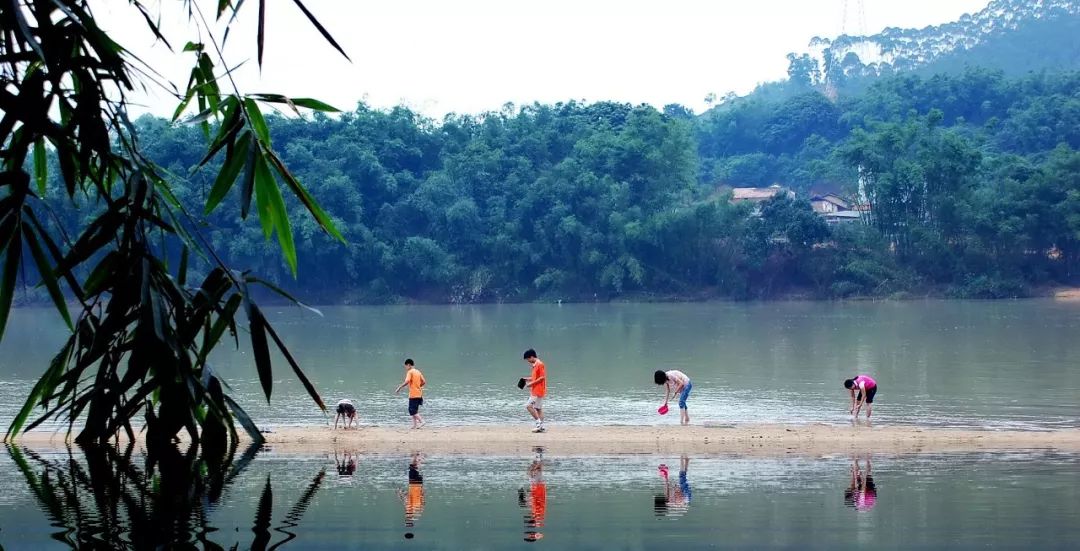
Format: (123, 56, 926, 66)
(7, 424, 1080, 456)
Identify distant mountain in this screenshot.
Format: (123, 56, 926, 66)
(787, 0, 1080, 91)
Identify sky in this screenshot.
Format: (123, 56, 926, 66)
(101, 0, 991, 119)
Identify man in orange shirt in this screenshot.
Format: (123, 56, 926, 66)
(395, 358, 426, 429)
(522, 348, 547, 433)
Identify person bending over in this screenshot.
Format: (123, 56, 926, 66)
(655, 370, 692, 425)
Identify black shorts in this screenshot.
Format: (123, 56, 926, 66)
(857, 386, 878, 404)
(408, 397, 424, 415)
(336, 402, 356, 416)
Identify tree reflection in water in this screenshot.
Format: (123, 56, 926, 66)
(5, 440, 325, 549)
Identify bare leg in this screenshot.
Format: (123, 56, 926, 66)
(526, 405, 540, 421)
(681, 408, 690, 425)
(334, 413, 341, 429)
(866, 403, 872, 419)
(537, 408, 544, 425)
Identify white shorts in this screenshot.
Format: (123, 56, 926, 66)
(525, 395, 544, 409)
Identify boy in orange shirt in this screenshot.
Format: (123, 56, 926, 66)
(522, 348, 547, 433)
(395, 358, 426, 429)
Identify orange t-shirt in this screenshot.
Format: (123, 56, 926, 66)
(530, 360, 547, 397)
(530, 482, 547, 525)
(406, 482, 425, 520)
(405, 368, 426, 398)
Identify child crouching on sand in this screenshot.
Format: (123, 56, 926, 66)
(655, 370, 692, 425)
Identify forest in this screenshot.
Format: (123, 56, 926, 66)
(22, 68, 1080, 303)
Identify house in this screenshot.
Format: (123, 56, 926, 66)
(808, 192, 867, 224)
(729, 184, 794, 204)
(810, 194, 850, 214)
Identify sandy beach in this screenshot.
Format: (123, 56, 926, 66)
(8, 424, 1080, 456)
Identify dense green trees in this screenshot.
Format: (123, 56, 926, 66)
(91, 68, 1080, 303)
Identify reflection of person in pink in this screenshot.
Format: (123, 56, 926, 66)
(844, 375, 878, 419)
(844, 457, 877, 511)
(654, 456, 691, 517)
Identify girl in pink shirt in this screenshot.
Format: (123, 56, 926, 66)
(844, 375, 877, 419)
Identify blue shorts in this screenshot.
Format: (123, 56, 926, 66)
(678, 381, 692, 409)
(408, 397, 423, 415)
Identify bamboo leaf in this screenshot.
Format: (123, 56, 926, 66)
(0, 226, 22, 342)
(263, 320, 325, 411)
(257, 0, 266, 69)
(290, 0, 352, 62)
(6, 339, 73, 439)
(204, 131, 252, 214)
(243, 98, 270, 144)
(246, 301, 273, 403)
(23, 225, 72, 331)
(33, 139, 48, 195)
(265, 151, 345, 243)
(253, 151, 276, 239)
(239, 140, 258, 218)
(256, 153, 297, 276)
(224, 394, 264, 444)
(178, 245, 189, 287)
(288, 97, 340, 112)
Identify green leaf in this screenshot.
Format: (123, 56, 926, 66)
(178, 245, 189, 287)
(252, 151, 276, 239)
(243, 98, 270, 144)
(23, 225, 72, 331)
(257, 0, 267, 68)
(33, 139, 48, 195)
(224, 394, 265, 444)
(246, 302, 273, 403)
(0, 227, 22, 342)
(204, 131, 252, 214)
(183, 41, 204, 52)
(239, 141, 258, 219)
(6, 339, 73, 439)
(265, 151, 345, 244)
(264, 320, 325, 411)
(288, 97, 341, 112)
(264, 169, 297, 276)
(290, 0, 352, 62)
(203, 293, 242, 358)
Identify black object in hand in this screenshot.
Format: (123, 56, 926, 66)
(517, 377, 526, 389)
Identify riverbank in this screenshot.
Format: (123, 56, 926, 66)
(9, 424, 1080, 455)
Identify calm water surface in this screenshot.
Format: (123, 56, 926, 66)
(0, 448, 1078, 549)
(2, 300, 1080, 430)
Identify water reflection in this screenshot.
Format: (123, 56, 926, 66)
(519, 447, 547, 542)
(844, 455, 877, 511)
(654, 455, 692, 518)
(3, 441, 325, 549)
(398, 452, 425, 539)
(335, 449, 358, 476)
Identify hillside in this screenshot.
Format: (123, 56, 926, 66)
(786, 0, 1080, 91)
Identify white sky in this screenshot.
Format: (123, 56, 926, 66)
(102, 0, 990, 119)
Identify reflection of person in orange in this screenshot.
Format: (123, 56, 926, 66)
(334, 450, 357, 476)
(654, 455, 691, 517)
(397, 453, 425, 539)
(518, 451, 546, 542)
(843, 455, 877, 511)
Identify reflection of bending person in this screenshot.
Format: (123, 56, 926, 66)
(518, 455, 546, 542)
(655, 456, 691, 517)
(334, 450, 357, 476)
(843, 456, 877, 511)
(398, 453, 425, 538)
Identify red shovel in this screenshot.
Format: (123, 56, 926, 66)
(657, 404, 670, 415)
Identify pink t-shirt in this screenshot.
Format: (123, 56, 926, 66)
(853, 375, 877, 390)
(856, 488, 877, 511)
